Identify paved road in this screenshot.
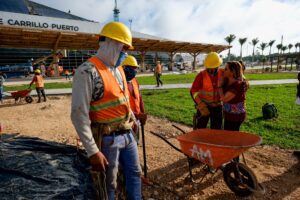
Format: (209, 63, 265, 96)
(4, 79, 297, 97)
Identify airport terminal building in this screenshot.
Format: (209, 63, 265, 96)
(0, 0, 229, 77)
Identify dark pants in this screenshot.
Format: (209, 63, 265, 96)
(224, 119, 243, 162)
(194, 106, 223, 129)
(36, 87, 46, 102)
(224, 120, 243, 131)
(155, 73, 163, 86)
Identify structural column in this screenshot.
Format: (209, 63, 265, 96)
(169, 52, 175, 71)
(190, 52, 200, 70)
(139, 51, 146, 72)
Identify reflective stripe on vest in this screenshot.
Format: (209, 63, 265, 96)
(36, 75, 44, 88)
(197, 70, 223, 105)
(129, 78, 141, 114)
(88, 56, 130, 124)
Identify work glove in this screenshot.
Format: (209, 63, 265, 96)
(137, 113, 148, 126)
(196, 102, 210, 117)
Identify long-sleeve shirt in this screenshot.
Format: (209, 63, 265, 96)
(190, 71, 219, 105)
(71, 60, 125, 157)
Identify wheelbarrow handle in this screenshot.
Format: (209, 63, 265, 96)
(172, 124, 186, 134)
(149, 131, 183, 154)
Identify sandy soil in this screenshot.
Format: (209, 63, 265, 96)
(0, 96, 299, 200)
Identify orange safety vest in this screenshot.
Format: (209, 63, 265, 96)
(155, 64, 162, 74)
(129, 78, 141, 114)
(88, 56, 130, 124)
(197, 69, 223, 106)
(35, 75, 44, 88)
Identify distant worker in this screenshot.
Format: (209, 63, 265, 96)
(122, 55, 147, 141)
(29, 69, 47, 103)
(190, 52, 224, 130)
(154, 60, 163, 87)
(71, 22, 141, 200)
(0, 72, 5, 104)
(65, 69, 71, 80)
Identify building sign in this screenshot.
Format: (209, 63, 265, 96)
(0, 11, 101, 34)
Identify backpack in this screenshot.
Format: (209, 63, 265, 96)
(262, 103, 278, 119)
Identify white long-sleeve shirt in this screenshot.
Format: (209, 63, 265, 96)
(71, 60, 124, 157)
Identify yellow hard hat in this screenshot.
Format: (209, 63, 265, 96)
(100, 22, 133, 50)
(34, 69, 41, 74)
(122, 55, 139, 68)
(204, 52, 222, 68)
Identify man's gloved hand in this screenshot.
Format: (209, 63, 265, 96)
(196, 102, 210, 117)
(136, 113, 147, 126)
(89, 151, 109, 171)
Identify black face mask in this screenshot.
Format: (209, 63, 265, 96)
(207, 68, 218, 76)
(124, 67, 137, 81)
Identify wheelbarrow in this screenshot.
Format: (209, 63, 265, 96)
(10, 89, 33, 104)
(150, 126, 265, 197)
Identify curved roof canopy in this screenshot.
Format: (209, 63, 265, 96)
(0, 0, 230, 54)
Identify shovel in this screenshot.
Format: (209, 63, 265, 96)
(141, 124, 147, 178)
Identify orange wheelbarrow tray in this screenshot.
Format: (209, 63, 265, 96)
(177, 129, 261, 169)
(150, 127, 265, 197)
(9, 89, 33, 103)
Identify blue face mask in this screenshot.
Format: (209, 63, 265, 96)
(124, 67, 137, 81)
(114, 51, 128, 68)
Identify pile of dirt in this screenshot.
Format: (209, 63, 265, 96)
(0, 96, 299, 200)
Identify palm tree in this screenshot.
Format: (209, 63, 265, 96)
(276, 44, 282, 72)
(251, 38, 259, 66)
(288, 44, 293, 53)
(238, 38, 247, 60)
(268, 40, 276, 72)
(259, 42, 268, 71)
(281, 46, 288, 70)
(295, 43, 300, 52)
(224, 34, 236, 61)
(281, 46, 287, 54)
(288, 44, 293, 70)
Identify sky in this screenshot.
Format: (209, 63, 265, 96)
(32, 0, 300, 57)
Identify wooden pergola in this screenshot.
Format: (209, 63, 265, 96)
(0, 25, 230, 70)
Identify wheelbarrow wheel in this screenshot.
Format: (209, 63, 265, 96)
(25, 96, 33, 104)
(223, 162, 258, 197)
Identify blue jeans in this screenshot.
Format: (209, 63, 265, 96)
(101, 131, 142, 200)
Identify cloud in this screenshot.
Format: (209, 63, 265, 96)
(32, 0, 300, 56)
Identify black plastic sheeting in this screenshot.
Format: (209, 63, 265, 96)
(0, 136, 97, 200)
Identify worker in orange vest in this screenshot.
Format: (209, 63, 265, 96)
(122, 55, 147, 140)
(190, 52, 224, 130)
(71, 22, 141, 200)
(64, 69, 71, 80)
(154, 60, 163, 87)
(29, 69, 47, 103)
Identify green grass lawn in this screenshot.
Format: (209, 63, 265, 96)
(136, 72, 298, 85)
(142, 84, 300, 149)
(4, 72, 297, 91)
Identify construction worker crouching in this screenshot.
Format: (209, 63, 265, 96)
(122, 55, 147, 142)
(29, 69, 47, 103)
(190, 52, 224, 130)
(71, 22, 142, 200)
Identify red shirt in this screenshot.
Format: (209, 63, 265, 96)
(223, 81, 247, 122)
